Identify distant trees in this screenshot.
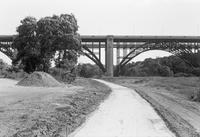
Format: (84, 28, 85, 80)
(117, 53, 200, 77)
(119, 58, 174, 77)
(77, 63, 103, 78)
(13, 14, 82, 74)
(179, 52, 200, 68)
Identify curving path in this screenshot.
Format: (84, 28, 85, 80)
(70, 79, 175, 137)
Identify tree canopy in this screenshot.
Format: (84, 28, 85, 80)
(117, 53, 200, 77)
(13, 14, 82, 73)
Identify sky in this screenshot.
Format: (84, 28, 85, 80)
(0, 0, 200, 64)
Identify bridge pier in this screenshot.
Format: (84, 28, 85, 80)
(105, 36, 114, 77)
(123, 43, 128, 57)
(116, 43, 120, 65)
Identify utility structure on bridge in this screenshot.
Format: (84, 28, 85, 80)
(1, 35, 200, 76)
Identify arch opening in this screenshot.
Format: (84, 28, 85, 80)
(116, 48, 195, 76)
(130, 50, 172, 63)
(80, 46, 106, 72)
(0, 52, 12, 65)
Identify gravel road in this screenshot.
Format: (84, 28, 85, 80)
(70, 79, 176, 137)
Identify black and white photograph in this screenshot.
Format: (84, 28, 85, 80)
(0, 0, 200, 137)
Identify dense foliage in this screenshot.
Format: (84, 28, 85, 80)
(77, 63, 103, 78)
(179, 52, 200, 68)
(49, 61, 76, 83)
(0, 59, 9, 76)
(0, 59, 27, 79)
(118, 52, 200, 77)
(13, 14, 81, 74)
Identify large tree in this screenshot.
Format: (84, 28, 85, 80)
(13, 14, 81, 73)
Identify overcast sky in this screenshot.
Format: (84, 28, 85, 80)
(1, 0, 200, 64)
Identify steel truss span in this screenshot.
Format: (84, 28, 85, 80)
(1, 35, 200, 76)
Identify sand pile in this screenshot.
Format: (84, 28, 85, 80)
(17, 71, 62, 87)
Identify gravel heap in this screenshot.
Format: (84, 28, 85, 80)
(17, 71, 62, 87)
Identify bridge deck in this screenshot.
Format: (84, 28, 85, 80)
(81, 35, 200, 42)
(1, 35, 200, 43)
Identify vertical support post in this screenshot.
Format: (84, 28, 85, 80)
(92, 42, 94, 52)
(196, 43, 198, 53)
(105, 35, 114, 77)
(105, 42, 107, 71)
(123, 42, 128, 57)
(99, 42, 101, 62)
(116, 42, 120, 65)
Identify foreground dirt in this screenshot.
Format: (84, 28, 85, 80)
(70, 79, 175, 137)
(0, 78, 111, 137)
(104, 77, 200, 137)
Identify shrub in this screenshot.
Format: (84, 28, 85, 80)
(77, 64, 103, 78)
(49, 67, 76, 84)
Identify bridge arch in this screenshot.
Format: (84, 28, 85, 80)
(82, 46, 105, 72)
(0, 40, 17, 62)
(127, 49, 172, 62)
(0, 52, 12, 65)
(116, 42, 196, 75)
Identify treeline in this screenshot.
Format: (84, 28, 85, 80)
(1, 52, 200, 78)
(77, 52, 200, 78)
(0, 59, 102, 79)
(119, 52, 200, 77)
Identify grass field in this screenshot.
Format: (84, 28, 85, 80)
(104, 77, 200, 137)
(0, 78, 111, 137)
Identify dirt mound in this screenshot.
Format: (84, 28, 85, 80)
(17, 71, 62, 87)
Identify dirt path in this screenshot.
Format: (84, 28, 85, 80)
(70, 79, 176, 137)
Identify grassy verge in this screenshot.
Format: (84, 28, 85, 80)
(13, 78, 111, 137)
(104, 77, 200, 137)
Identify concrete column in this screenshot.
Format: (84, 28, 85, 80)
(123, 43, 128, 57)
(105, 42, 107, 70)
(99, 42, 101, 62)
(105, 35, 114, 77)
(116, 42, 120, 65)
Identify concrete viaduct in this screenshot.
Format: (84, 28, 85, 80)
(1, 35, 200, 76)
